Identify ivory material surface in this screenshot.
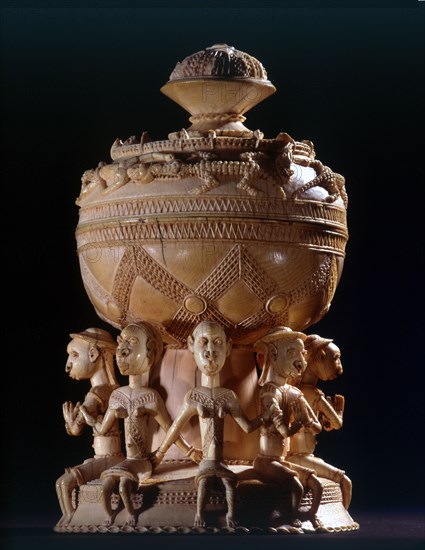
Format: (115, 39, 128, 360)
(56, 44, 356, 535)
(75, 43, 348, 348)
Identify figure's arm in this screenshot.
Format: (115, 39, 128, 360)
(63, 393, 100, 436)
(261, 392, 294, 438)
(318, 394, 344, 431)
(153, 398, 196, 464)
(151, 395, 201, 463)
(80, 405, 119, 436)
(228, 395, 262, 433)
(292, 397, 322, 435)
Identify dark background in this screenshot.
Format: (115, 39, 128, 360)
(1, 1, 424, 548)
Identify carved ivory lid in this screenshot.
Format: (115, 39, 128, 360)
(161, 44, 276, 133)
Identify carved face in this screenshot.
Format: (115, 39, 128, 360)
(317, 342, 343, 380)
(66, 337, 98, 380)
(116, 325, 151, 376)
(189, 322, 231, 377)
(269, 337, 307, 380)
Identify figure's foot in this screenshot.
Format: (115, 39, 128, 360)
(103, 514, 114, 527)
(57, 513, 73, 527)
(226, 513, 239, 528)
(341, 476, 353, 509)
(194, 514, 206, 527)
(124, 513, 137, 527)
(311, 516, 325, 530)
(297, 509, 325, 530)
(290, 517, 303, 529)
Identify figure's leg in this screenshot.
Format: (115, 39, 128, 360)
(288, 476, 304, 528)
(290, 454, 351, 510)
(100, 477, 118, 526)
(55, 472, 78, 526)
(222, 477, 238, 528)
(194, 478, 209, 527)
(301, 474, 324, 529)
(254, 457, 304, 528)
(340, 475, 352, 509)
(119, 477, 137, 526)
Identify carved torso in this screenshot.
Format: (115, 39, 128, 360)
(186, 386, 238, 460)
(287, 384, 322, 455)
(85, 384, 121, 457)
(109, 387, 161, 459)
(258, 382, 304, 459)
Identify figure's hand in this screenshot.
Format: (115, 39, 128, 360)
(287, 419, 303, 436)
(188, 448, 202, 464)
(331, 394, 345, 416)
(62, 401, 81, 426)
(251, 415, 264, 431)
(150, 449, 165, 466)
(291, 399, 310, 425)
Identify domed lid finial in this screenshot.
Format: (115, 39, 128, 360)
(161, 44, 276, 135)
(168, 43, 270, 82)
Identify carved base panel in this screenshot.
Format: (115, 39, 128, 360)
(55, 461, 359, 534)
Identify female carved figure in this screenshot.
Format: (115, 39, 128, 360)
(89, 322, 200, 527)
(286, 334, 352, 508)
(154, 320, 262, 528)
(55, 328, 123, 527)
(253, 327, 324, 530)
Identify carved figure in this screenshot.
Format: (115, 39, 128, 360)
(55, 328, 122, 527)
(286, 334, 352, 508)
(61, 44, 357, 533)
(88, 322, 199, 527)
(253, 327, 324, 529)
(154, 320, 262, 528)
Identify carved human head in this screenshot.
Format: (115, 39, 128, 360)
(254, 326, 307, 385)
(66, 328, 117, 383)
(304, 334, 342, 381)
(188, 320, 232, 377)
(116, 323, 163, 376)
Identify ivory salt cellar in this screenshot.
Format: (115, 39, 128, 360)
(55, 43, 358, 534)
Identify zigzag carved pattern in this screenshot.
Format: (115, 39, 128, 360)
(112, 246, 192, 312)
(78, 197, 347, 228)
(167, 307, 232, 347)
(109, 390, 130, 410)
(195, 246, 241, 302)
(240, 247, 280, 301)
(111, 248, 139, 312)
(238, 309, 275, 330)
(168, 245, 283, 346)
(188, 389, 230, 409)
(76, 221, 347, 255)
(289, 255, 332, 305)
(268, 310, 290, 327)
(323, 255, 338, 305)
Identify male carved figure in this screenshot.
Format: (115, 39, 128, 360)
(55, 328, 123, 527)
(253, 327, 324, 529)
(154, 320, 262, 528)
(89, 322, 200, 527)
(286, 334, 352, 508)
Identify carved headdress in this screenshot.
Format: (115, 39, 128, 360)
(254, 326, 307, 386)
(69, 327, 117, 385)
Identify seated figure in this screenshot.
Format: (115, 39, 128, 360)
(87, 322, 200, 527)
(154, 320, 262, 528)
(55, 328, 123, 527)
(286, 334, 352, 509)
(253, 326, 324, 529)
